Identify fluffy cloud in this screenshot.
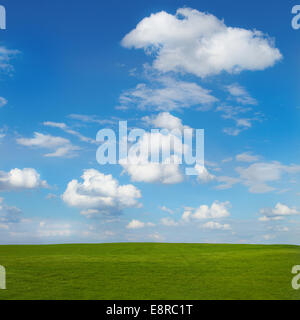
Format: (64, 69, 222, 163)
(62, 169, 142, 217)
(143, 112, 190, 132)
(122, 161, 183, 184)
(17, 132, 80, 158)
(120, 131, 185, 184)
(182, 201, 231, 221)
(119, 77, 217, 111)
(202, 221, 231, 230)
(0, 168, 47, 191)
(126, 219, 155, 229)
(122, 8, 282, 78)
(259, 203, 299, 221)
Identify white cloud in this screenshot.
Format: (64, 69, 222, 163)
(159, 205, 174, 214)
(122, 8, 282, 78)
(143, 112, 190, 132)
(17, 132, 80, 158)
(259, 203, 299, 221)
(263, 234, 275, 240)
(182, 201, 231, 221)
(202, 221, 231, 230)
(119, 77, 217, 111)
(120, 131, 184, 184)
(0, 46, 20, 74)
(236, 152, 259, 163)
(0, 197, 22, 223)
(160, 217, 178, 226)
(68, 114, 117, 125)
(62, 169, 142, 217)
(0, 168, 47, 191)
(236, 162, 300, 193)
(148, 232, 164, 241)
(226, 84, 257, 105)
(126, 219, 155, 229)
(0, 97, 7, 108)
(43, 121, 96, 144)
(194, 165, 216, 183)
(46, 193, 58, 200)
(217, 104, 263, 136)
(38, 222, 72, 237)
(215, 176, 240, 190)
(222, 157, 233, 163)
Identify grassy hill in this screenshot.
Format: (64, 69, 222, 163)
(0, 243, 299, 300)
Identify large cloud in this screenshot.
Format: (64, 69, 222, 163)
(0, 168, 47, 191)
(62, 169, 142, 217)
(122, 8, 282, 77)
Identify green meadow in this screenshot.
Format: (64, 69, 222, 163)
(0, 243, 299, 300)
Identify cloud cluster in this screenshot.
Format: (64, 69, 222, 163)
(259, 203, 299, 221)
(122, 8, 282, 78)
(182, 201, 231, 221)
(202, 221, 231, 230)
(0, 168, 47, 191)
(62, 169, 142, 217)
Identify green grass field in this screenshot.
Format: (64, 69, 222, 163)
(0, 243, 299, 300)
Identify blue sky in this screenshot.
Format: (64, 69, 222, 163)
(0, 0, 300, 244)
